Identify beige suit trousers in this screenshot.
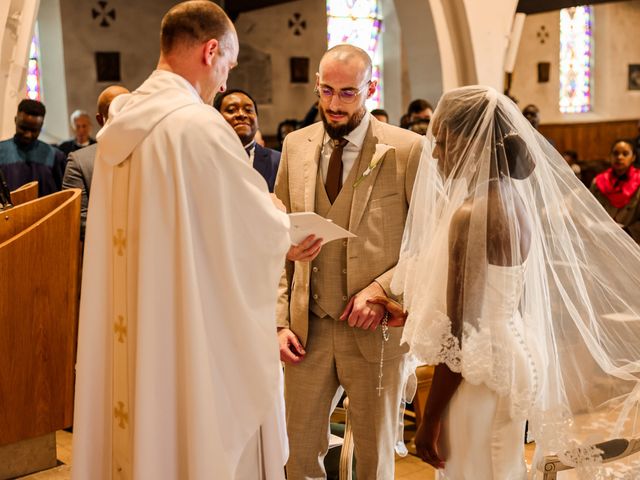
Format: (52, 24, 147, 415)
(284, 314, 406, 479)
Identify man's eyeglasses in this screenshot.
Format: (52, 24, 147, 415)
(315, 82, 371, 104)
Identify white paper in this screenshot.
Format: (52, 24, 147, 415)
(288, 212, 357, 246)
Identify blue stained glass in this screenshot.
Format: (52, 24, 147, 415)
(559, 6, 592, 113)
(327, 0, 383, 110)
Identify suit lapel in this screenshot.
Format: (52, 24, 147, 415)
(303, 125, 324, 212)
(252, 144, 263, 171)
(349, 122, 389, 231)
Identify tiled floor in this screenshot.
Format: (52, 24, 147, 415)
(18, 432, 535, 479)
(18, 431, 72, 479)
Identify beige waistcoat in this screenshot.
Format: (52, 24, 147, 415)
(309, 152, 360, 320)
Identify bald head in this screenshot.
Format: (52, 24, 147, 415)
(160, 1, 233, 55)
(97, 85, 129, 126)
(319, 44, 372, 81)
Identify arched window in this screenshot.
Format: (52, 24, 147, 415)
(25, 23, 42, 101)
(326, 0, 383, 109)
(559, 6, 592, 113)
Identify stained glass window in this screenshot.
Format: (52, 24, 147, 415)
(327, 0, 383, 109)
(559, 6, 592, 113)
(25, 24, 42, 101)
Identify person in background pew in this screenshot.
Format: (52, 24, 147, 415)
(562, 149, 582, 180)
(522, 103, 556, 148)
(57, 110, 96, 157)
(634, 119, 640, 167)
(0, 99, 66, 196)
(591, 139, 640, 243)
(62, 85, 129, 239)
(371, 108, 389, 123)
(276, 119, 299, 151)
(214, 89, 280, 192)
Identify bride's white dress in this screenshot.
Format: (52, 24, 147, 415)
(437, 263, 531, 480)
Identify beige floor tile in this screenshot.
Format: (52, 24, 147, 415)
(16, 431, 534, 479)
(395, 454, 435, 479)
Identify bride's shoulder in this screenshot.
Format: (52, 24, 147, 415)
(450, 201, 473, 236)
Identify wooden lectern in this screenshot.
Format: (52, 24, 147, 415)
(0, 189, 81, 478)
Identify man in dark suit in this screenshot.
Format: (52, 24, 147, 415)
(62, 85, 129, 237)
(214, 89, 280, 192)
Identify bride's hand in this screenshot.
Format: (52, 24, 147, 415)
(366, 296, 407, 327)
(415, 416, 445, 469)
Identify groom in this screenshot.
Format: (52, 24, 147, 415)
(275, 44, 423, 479)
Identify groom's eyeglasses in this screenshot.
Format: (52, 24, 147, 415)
(315, 82, 371, 104)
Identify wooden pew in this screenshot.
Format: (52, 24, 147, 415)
(539, 119, 637, 162)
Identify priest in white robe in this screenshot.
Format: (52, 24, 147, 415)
(71, 2, 290, 479)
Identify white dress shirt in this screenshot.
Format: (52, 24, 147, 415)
(320, 113, 371, 185)
(244, 140, 256, 165)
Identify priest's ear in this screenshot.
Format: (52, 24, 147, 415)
(203, 38, 220, 67)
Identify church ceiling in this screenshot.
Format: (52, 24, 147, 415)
(224, 0, 633, 20)
(517, 0, 631, 14)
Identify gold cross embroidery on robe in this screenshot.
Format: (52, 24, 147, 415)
(113, 228, 127, 256)
(114, 315, 127, 343)
(114, 401, 129, 429)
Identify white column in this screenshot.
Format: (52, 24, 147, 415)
(0, 0, 41, 140)
(427, 0, 519, 91)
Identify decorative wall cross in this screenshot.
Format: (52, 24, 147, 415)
(288, 13, 306, 36)
(536, 25, 549, 44)
(92, 1, 116, 28)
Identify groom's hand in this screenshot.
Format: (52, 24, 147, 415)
(277, 328, 306, 364)
(367, 296, 407, 327)
(339, 282, 386, 330)
(287, 234, 323, 262)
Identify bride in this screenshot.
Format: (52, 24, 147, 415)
(372, 86, 640, 479)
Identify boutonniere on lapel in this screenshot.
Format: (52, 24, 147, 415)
(353, 143, 394, 188)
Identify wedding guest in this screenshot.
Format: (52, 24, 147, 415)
(0, 99, 66, 196)
(591, 139, 640, 242)
(57, 110, 96, 157)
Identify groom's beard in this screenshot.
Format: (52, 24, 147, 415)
(319, 104, 367, 140)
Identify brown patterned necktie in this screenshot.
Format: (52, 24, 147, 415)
(326, 137, 348, 203)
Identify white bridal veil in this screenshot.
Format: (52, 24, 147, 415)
(393, 86, 640, 476)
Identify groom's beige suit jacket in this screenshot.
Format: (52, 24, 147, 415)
(275, 116, 422, 359)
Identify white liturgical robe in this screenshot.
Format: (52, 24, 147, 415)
(71, 70, 291, 480)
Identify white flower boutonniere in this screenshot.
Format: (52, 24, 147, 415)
(353, 143, 394, 188)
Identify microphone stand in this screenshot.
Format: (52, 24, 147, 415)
(0, 169, 13, 211)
